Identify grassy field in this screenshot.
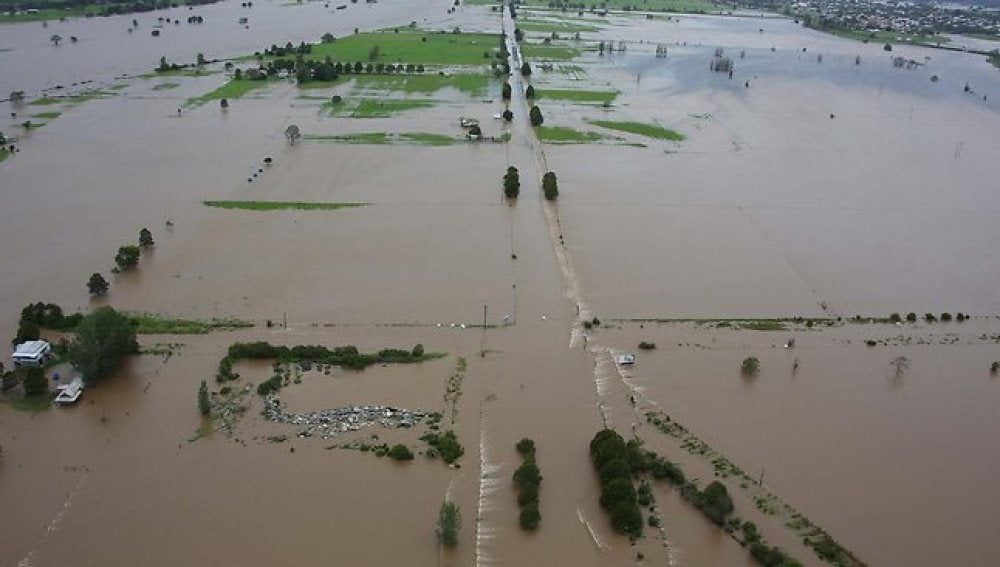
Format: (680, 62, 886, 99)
(141, 68, 218, 79)
(520, 43, 582, 61)
(304, 132, 459, 146)
(521, 0, 716, 13)
(536, 126, 607, 143)
(188, 79, 269, 104)
(302, 30, 501, 66)
(12, 394, 51, 412)
(32, 111, 61, 120)
(0, 148, 8, 162)
(537, 88, 616, 104)
(328, 98, 437, 118)
(125, 312, 254, 334)
(587, 119, 684, 141)
(351, 73, 493, 97)
(30, 89, 114, 106)
(203, 200, 368, 211)
(152, 82, 180, 91)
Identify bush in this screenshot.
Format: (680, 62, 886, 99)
(520, 62, 532, 76)
(501, 82, 512, 100)
(139, 227, 155, 248)
(412, 343, 425, 357)
(888, 313, 901, 323)
(388, 444, 414, 460)
(695, 481, 734, 525)
(638, 341, 656, 350)
(114, 245, 141, 271)
(600, 477, 636, 510)
(13, 319, 40, 345)
(87, 273, 110, 296)
(502, 109, 513, 121)
(940, 312, 952, 322)
(22, 367, 48, 396)
(519, 502, 541, 530)
(438, 501, 461, 547)
(649, 456, 685, 485)
(518, 482, 539, 507)
(906, 312, 917, 322)
(599, 458, 631, 484)
(256, 374, 283, 395)
(741, 357, 760, 375)
(423, 430, 464, 463)
(924, 313, 937, 322)
(525, 85, 536, 98)
(503, 165, 520, 199)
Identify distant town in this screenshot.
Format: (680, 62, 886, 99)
(776, 0, 1000, 41)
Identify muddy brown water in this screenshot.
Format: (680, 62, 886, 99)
(3, 2, 1000, 566)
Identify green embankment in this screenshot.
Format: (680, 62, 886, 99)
(536, 126, 606, 143)
(327, 98, 437, 118)
(537, 89, 616, 104)
(304, 133, 458, 146)
(188, 79, 268, 104)
(203, 200, 369, 211)
(32, 111, 61, 120)
(520, 43, 582, 61)
(587, 119, 684, 141)
(124, 312, 254, 334)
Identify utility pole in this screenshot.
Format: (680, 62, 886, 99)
(483, 304, 488, 328)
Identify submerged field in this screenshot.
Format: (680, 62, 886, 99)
(2, 2, 1000, 567)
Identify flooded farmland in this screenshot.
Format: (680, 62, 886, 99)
(3, 1, 1000, 566)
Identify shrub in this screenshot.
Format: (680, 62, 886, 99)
(649, 456, 685, 485)
(638, 341, 656, 350)
(906, 312, 917, 322)
(502, 109, 513, 121)
(502, 82, 511, 100)
(520, 62, 532, 76)
(940, 312, 952, 322)
(991, 362, 999, 375)
(139, 227, 154, 248)
(888, 313, 901, 323)
(423, 430, 464, 463)
(503, 166, 520, 199)
(14, 319, 40, 345)
(600, 477, 636, 510)
(648, 514, 661, 527)
(87, 273, 110, 296)
(518, 482, 539, 506)
(695, 481, 734, 525)
(525, 85, 536, 98)
(741, 357, 760, 375)
(68, 307, 139, 383)
(412, 343, 425, 357)
(256, 374, 283, 395)
(924, 313, 937, 322)
(114, 245, 141, 271)
(599, 458, 631, 484)
(438, 501, 461, 547)
(388, 444, 414, 460)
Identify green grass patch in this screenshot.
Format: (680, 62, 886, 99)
(350, 73, 492, 97)
(188, 79, 268, 104)
(518, 20, 599, 33)
(30, 97, 63, 106)
(537, 89, 616, 104)
(124, 312, 254, 334)
(328, 98, 437, 118)
(304, 132, 458, 146)
(302, 30, 501, 66)
(0, 148, 9, 162)
(204, 200, 369, 211)
(587, 119, 684, 141)
(152, 82, 181, 91)
(536, 126, 606, 143)
(12, 394, 51, 412)
(140, 68, 218, 79)
(32, 111, 61, 120)
(520, 43, 582, 61)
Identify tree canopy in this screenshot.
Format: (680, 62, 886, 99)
(68, 307, 138, 383)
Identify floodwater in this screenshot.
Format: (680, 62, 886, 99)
(3, 2, 1000, 566)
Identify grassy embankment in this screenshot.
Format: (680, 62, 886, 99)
(203, 200, 368, 211)
(32, 111, 61, 120)
(187, 78, 269, 103)
(124, 312, 253, 334)
(587, 119, 684, 141)
(827, 28, 951, 47)
(304, 132, 458, 146)
(30, 89, 115, 106)
(536, 126, 607, 143)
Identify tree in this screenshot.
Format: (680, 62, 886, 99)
(520, 61, 532, 76)
(388, 444, 414, 460)
(50, 34, 62, 46)
(411, 343, 424, 357)
(525, 85, 536, 98)
(285, 125, 301, 145)
(503, 166, 520, 199)
(890, 356, 910, 380)
(542, 171, 558, 200)
(67, 307, 139, 384)
(519, 503, 540, 530)
(502, 109, 513, 122)
(368, 45, 380, 61)
(321, 32, 336, 43)
(196, 52, 206, 66)
(529, 105, 544, 127)
(234, 68, 243, 80)
(741, 356, 760, 375)
(501, 82, 512, 100)
(87, 273, 109, 296)
(220, 98, 229, 109)
(139, 227, 155, 248)
(437, 500, 461, 547)
(198, 380, 211, 416)
(22, 367, 48, 396)
(114, 245, 141, 271)
(883, 43, 892, 51)
(14, 320, 41, 345)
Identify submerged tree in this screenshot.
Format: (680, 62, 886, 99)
(437, 500, 461, 547)
(285, 124, 301, 145)
(114, 245, 141, 271)
(68, 307, 139, 384)
(87, 273, 109, 296)
(503, 166, 520, 199)
(139, 227, 155, 248)
(741, 356, 760, 375)
(542, 171, 558, 200)
(529, 105, 543, 127)
(198, 380, 211, 416)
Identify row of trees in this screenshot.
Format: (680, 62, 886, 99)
(87, 227, 155, 297)
(590, 429, 643, 537)
(237, 59, 427, 85)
